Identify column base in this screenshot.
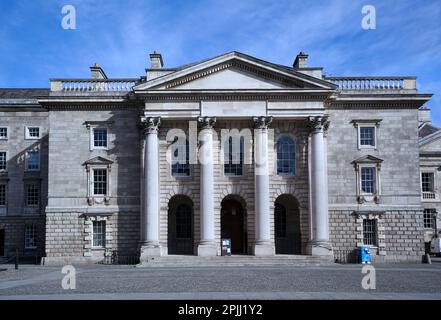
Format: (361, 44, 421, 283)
(253, 242, 275, 256)
(197, 242, 217, 256)
(307, 240, 333, 256)
(139, 243, 162, 263)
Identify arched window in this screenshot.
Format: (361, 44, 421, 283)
(224, 136, 244, 176)
(171, 136, 190, 176)
(175, 204, 192, 238)
(277, 136, 296, 176)
(275, 203, 287, 238)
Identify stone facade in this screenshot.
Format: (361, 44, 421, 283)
(0, 51, 432, 264)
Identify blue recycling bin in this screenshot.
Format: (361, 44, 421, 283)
(359, 246, 372, 264)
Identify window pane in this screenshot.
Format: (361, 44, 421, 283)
(93, 169, 107, 195)
(224, 136, 244, 176)
(171, 136, 190, 176)
(176, 204, 192, 238)
(363, 219, 377, 246)
(25, 225, 37, 248)
(422, 173, 435, 192)
(27, 151, 39, 170)
(360, 127, 375, 146)
(0, 128, 7, 138)
(93, 221, 106, 248)
(0, 184, 5, 206)
(26, 184, 39, 206)
(93, 128, 107, 148)
(424, 209, 436, 229)
(0, 152, 6, 170)
(28, 127, 40, 138)
(361, 167, 376, 194)
(277, 137, 295, 176)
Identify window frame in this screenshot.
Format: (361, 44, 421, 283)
(423, 208, 437, 229)
(92, 168, 108, 197)
(92, 127, 108, 150)
(92, 220, 106, 249)
(223, 136, 244, 177)
(0, 127, 8, 140)
(25, 150, 40, 171)
(24, 224, 37, 249)
(360, 166, 377, 195)
(0, 151, 7, 172)
(25, 182, 40, 208)
(24, 126, 41, 140)
(352, 120, 381, 150)
(170, 136, 191, 177)
(362, 218, 378, 247)
(276, 135, 296, 177)
(0, 182, 7, 216)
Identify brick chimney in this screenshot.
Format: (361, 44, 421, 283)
(90, 63, 108, 79)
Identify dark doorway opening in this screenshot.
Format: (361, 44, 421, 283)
(274, 194, 301, 254)
(168, 195, 194, 255)
(221, 197, 247, 254)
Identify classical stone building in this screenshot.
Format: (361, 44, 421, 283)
(0, 51, 433, 264)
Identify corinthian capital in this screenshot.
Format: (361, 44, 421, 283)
(307, 116, 329, 133)
(198, 117, 216, 130)
(253, 116, 273, 129)
(141, 116, 161, 134)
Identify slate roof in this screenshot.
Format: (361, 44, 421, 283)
(419, 123, 440, 138)
(0, 88, 49, 99)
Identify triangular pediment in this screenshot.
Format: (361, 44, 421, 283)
(352, 155, 383, 164)
(134, 51, 336, 91)
(83, 156, 113, 166)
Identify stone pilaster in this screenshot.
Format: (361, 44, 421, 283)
(139, 116, 162, 261)
(253, 116, 274, 256)
(197, 117, 217, 256)
(307, 116, 333, 256)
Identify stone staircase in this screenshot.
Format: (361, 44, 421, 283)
(138, 254, 335, 268)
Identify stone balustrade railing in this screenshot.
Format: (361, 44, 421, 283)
(324, 76, 417, 91)
(50, 79, 138, 93)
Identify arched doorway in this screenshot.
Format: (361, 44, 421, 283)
(168, 195, 194, 255)
(274, 194, 301, 254)
(221, 196, 247, 254)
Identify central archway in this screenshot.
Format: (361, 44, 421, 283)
(168, 195, 194, 255)
(221, 196, 247, 254)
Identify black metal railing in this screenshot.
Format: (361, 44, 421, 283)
(99, 250, 140, 265)
(333, 249, 358, 264)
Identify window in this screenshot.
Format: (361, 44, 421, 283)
(93, 169, 107, 196)
(361, 167, 376, 194)
(275, 203, 287, 238)
(175, 204, 192, 238)
(224, 136, 243, 176)
(359, 127, 375, 147)
(171, 136, 190, 176)
(0, 128, 7, 139)
(421, 172, 435, 192)
(25, 127, 40, 139)
(26, 150, 40, 171)
(24, 225, 37, 249)
(0, 184, 5, 206)
(25, 183, 39, 206)
(277, 136, 296, 176)
(424, 209, 436, 229)
(93, 128, 108, 149)
(0, 152, 6, 171)
(92, 221, 106, 248)
(363, 219, 378, 246)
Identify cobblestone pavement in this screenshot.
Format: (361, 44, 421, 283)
(0, 261, 441, 299)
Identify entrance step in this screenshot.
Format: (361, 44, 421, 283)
(138, 255, 335, 267)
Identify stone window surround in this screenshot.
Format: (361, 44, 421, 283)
(166, 134, 192, 178)
(0, 179, 7, 216)
(83, 214, 113, 257)
(0, 127, 8, 140)
(0, 150, 7, 172)
(23, 178, 41, 215)
(274, 133, 297, 177)
(353, 155, 383, 204)
(84, 121, 114, 151)
(354, 211, 386, 255)
(351, 119, 382, 150)
(423, 208, 437, 230)
(24, 126, 41, 140)
(87, 166, 111, 205)
(421, 169, 438, 200)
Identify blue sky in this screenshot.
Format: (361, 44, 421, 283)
(0, 0, 440, 124)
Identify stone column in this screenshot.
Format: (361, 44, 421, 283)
(253, 116, 274, 256)
(307, 116, 332, 256)
(140, 116, 162, 260)
(197, 117, 217, 256)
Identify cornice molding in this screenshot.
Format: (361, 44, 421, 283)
(143, 93, 330, 102)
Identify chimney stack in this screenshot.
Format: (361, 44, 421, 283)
(418, 108, 432, 125)
(293, 51, 308, 69)
(150, 51, 163, 69)
(90, 63, 108, 79)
